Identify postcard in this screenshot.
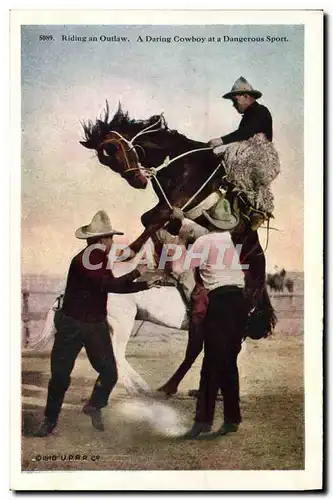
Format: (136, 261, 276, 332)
(10, 9, 323, 491)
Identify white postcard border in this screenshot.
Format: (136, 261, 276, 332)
(10, 9, 323, 491)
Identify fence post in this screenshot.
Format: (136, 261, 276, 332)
(22, 289, 30, 347)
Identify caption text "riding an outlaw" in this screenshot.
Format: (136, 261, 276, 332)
(38, 34, 289, 44)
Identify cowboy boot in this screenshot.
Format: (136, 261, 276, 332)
(33, 418, 57, 437)
(187, 389, 200, 398)
(182, 421, 212, 439)
(82, 403, 104, 431)
(216, 422, 240, 436)
(156, 383, 178, 396)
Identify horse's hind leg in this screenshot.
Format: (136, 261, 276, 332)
(109, 314, 150, 395)
(157, 323, 204, 395)
(157, 283, 207, 395)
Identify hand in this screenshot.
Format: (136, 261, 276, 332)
(170, 207, 185, 221)
(208, 137, 223, 148)
(136, 263, 149, 276)
(116, 247, 136, 262)
(179, 226, 196, 245)
(147, 276, 164, 289)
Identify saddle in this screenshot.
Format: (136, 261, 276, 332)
(184, 185, 271, 232)
(230, 190, 273, 232)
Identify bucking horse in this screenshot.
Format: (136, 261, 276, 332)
(80, 102, 226, 253)
(80, 103, 271, 298)
(79, 103, 277, 392)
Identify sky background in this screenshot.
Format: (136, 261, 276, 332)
(21, 24, 304, 275)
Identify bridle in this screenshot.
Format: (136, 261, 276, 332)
(98, 131, 144, 178)
(98, 114, 216, 210)
(99, 115, 165, 178)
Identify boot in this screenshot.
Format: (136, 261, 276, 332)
(187, 389, 200, 398)
(82, 403, 104, 431)
(156, 383, 178, 396)
(216, 422, 240, 436)
(183, 422, 212, 439)
(33, 418, 57, 437)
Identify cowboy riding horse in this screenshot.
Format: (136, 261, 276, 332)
(80, 103, 277, 348)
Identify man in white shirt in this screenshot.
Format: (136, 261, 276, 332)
(168, 207, 249, 439)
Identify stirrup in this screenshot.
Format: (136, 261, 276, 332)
(247, 207, 270, 231)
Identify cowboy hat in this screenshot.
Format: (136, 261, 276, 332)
(223, 76, 262, 100)
(202, 197, 239, 231)
(75, 210, 124, 239)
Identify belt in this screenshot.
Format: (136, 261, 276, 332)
(208, 285, 243, 297)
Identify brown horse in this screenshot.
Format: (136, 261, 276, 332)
(80, 103, 277, 396)
(80, 103, 229, 254)
(80, 103, 274, 318)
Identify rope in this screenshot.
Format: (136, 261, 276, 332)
(261, 217, 270, 254)
(156, 147, 213, 172)
(258, 226, 280, 231)
(153, 176, 173, 210)
(101, 117, 219, 212)
(101, 123, 274, 255)
(144, 147, 220, 212)
(181, 162, 224, 211)
(145, 147, 213, 177)
(130, 115, 164, 143)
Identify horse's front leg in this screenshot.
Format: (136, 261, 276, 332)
(128, 204, 172, 255)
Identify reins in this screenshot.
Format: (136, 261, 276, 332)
(100, 115, 218, 210)
(99, 115, 275, 253)
(148, 148, 221, 211)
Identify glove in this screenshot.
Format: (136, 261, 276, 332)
(147, 276, 164, 289)
(208, 137, 223, 148)
(170, 207, 185, 221)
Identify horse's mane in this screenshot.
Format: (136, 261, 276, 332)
(81, 101, 203, 149)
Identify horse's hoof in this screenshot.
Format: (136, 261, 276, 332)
(188, 389, 200, 398)
(156, 385, 177, 396)
(154, 389, 175, 399)
(154, 392, 170, 400)
(137, 387, 152, 396)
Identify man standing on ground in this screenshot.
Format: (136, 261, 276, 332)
(35, 210, 160, 437)
(167, 204, 248, 438)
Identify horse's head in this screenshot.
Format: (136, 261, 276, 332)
(80, 102, 166, 189)
(98, 130, 149, 189)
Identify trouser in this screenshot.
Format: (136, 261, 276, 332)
(160, 282, 208, 390)
(44, 310, 118, 424)
(169, 229, 265, 392)
(195, 286, 248, 426)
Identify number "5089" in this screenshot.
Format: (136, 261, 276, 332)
(39, 35, 54, 41)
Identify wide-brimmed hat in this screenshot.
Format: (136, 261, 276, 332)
(75, 210, 124, 239)
(223, 76, 262, 100)
(202, 197, 239, 230)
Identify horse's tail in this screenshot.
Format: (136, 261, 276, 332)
(27, 302, 57, 350)
(245, 287, 277, 340)
(262, 287, 278, 334)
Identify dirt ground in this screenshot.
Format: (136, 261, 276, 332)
(21, 302, 304, 472)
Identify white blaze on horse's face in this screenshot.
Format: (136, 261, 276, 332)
(101, 131, 148, 189)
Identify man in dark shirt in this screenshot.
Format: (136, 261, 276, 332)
(208, 76, 272, 148)
(35, 210, 159, 437)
